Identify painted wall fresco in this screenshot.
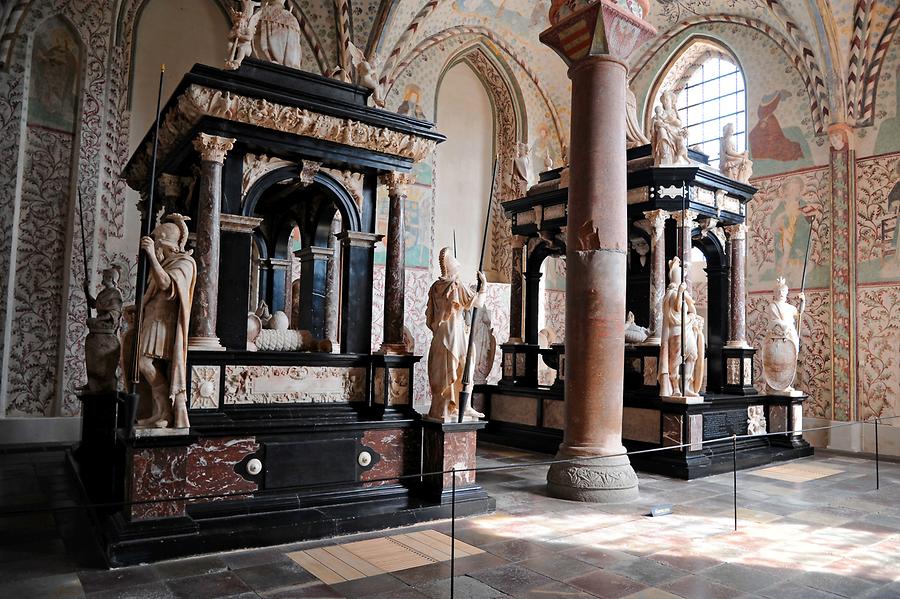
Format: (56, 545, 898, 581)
(856, 152, 900, 283)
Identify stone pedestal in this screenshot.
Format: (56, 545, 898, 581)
(380, 172, 411, 354)
(420, 420, 488, 504)
(188, 133, 235, 350)
(642, 209, 668, 344)
(539, 2, 655, 502)
(509, 235, 527, 343)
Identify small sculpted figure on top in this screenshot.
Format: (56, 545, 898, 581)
(426, 247, 487, 422)
(719, 123, 753, 183)
(136, 214, 197, 429)
(82, 266, 124, 393)
(651, 90, 690, 166)
(761, 276, 806, 396)
(658, 257, 706, 398)
(225, 0, 261, 70)
(346, 42, 385, 107)
(512, 141, 532, 195)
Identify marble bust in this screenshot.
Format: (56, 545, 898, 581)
(136, 214, 197, 429)
(761, 277, 806, 396)
(719, 123, 753, 183)
(425, 247, 486, 422)
(658, 257, 706, 398)
(651, 90, 690, 166)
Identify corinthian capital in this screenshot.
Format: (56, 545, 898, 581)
(671, 208, 699, 228)
(193, 133, 236, 164)
(380, 171, 413, 197)
(643, 209, 669, 239)
(724, 222, 747, 241)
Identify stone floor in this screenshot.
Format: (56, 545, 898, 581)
(1, 443, 899, 598)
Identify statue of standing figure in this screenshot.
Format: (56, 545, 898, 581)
(253, 0, 303, 70)
(136, 214, 197, 429)
(761, 277, 806, 396)
(658, 257, 706, 398)
(719, 123, 753, 183)
(651, 90, 690, 166)
(512, 142, 532, 196)
(225, 0, 261, 70)
(82, 266, 124, 393)
(426, 247, 487, 422)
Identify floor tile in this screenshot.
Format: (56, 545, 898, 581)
(467, 564, 556, 595)
(165, 571, 253, 599)
(567, 569, 648, 599)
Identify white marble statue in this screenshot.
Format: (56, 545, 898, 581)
(719, 123, 753, 183)
(426, 247, 486, 422)
(761, 277, 806, 396)
(512, 141, 532, 195)
(658, 257, 706, 398)
(651, 90, 690, 166)
(626, 83, 650, 149)
(346, 42, 385, 107)
(82, 266, 124, 393)
(624, 311, 650, 344)
(252, 0, 303, 70)
(136, 214, 197, 429)
(225, 0, 261, 70)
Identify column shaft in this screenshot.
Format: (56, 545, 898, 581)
(726, 223, 748, 348)
(380, 173, 410, 353)
(643, 210, 668, 344)
(323, 217, 341, 344)
(508, 236, 526, 343)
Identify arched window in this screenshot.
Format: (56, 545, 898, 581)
(651, 42, 747, 168)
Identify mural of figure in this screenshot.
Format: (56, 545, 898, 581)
(29, 23, 79, 131)
(658, 257, 706, 398)
(749, 91, 804, 162)
(397, 84, 427, 120)
(252, 0, 303, 69)
(771, 177, 813, 276)
(761, 277, 805, 396)
(136, 214, 197, 429)
(426, 247, 486, 421)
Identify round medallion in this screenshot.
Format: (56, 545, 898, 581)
(247, 458, 263, 475)
(357, 451, 372, 467)
(199, 381, 215, 398)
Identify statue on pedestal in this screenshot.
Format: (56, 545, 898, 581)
(252, 0, 302, 70)
(624, 311, 650, 344)
(136, 214, 197, 429)
(512, 142, 532, 196)
(346, 42, 385, 107)
(651, 90, 689, 166)
(719, 123, 753, 183)
(658, 257, 706, 397)
(82, 266, 124, 393)
(426, 247, 486, 422)
(761, 277, 805, 396)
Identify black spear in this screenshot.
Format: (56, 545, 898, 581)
(457, 156, 499, 423)
(129, 64, 166, 390)
(77, 188, 92, 319)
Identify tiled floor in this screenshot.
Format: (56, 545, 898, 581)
(1, 443, 899, 598)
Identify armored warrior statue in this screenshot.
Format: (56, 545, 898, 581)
(761, 277, 806, 396)
(426, 247, 487, 422)
(136, 214, 197, 429)
(82, 266, 124, 393)
(658, 257, 706, 398)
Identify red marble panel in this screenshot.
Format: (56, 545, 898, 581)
(442, 431, 477, 488)
(129, 446, 188, 521)
(360, 428, 411, 487)
(184, 437, 259, 500)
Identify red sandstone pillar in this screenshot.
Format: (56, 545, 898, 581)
(540, 1, 655, 502)
(379, 172, 411, 354)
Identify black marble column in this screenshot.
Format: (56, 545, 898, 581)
(323, 217, 342, 346)
(524, 269, 543, 345)
(297, 246, 332, 339)
(509, 235, 527, 344)
(379, 172, 411, 354)
(189, 133, 235, 350)
(218, 214, 262, 350)
(263, 257, 291, 314)
(337, 230, 382, 354)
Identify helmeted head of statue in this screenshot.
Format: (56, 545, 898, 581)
(667, 256, 682, 285)
(775, 276, 788, 301)
(439, 247, 459, 279)
(101, 265, 122, 288)
(151, 213, 190, 261)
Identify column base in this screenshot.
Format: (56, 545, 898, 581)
(377, 342, 409, 355)
(546, 453, 639, 503)
(188, 337, 225, 351)
(637, 337, 660, 346)
(725, 340, 752, 349)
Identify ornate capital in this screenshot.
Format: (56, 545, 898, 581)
(511, 235, 529, 250)
(671, 209, 699, 228)
(724, 223, 747, 241)
(193, 133, 235, 164)
(380, 171, 413, 197)
(643, 209, 669, 238)
(300, 160, 322, 186)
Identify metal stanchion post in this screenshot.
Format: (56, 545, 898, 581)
(732, 435, 738, 532)
(450, 467, 456, 599)
(875, 418, 880, 491)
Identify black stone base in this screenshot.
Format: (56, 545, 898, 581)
(479, 421, 563, 454)
(91, 484, 494, 567)
(625, 437, 814, 480)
